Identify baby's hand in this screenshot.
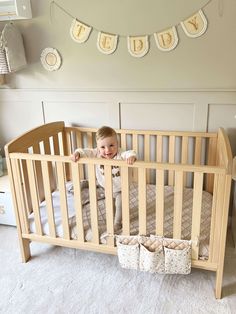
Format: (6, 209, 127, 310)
(70, 151, 80, 162)
(126, 156, 136, 165)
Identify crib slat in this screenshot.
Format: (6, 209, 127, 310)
(66, 132, 72, 180)
(132, 134, 138, 152)
(60, 131, 71, 182)
(44, 138, 56, 191)
(58, 132, 65, 155)
(156, 170, 164, 236)
(194, 137, 202, 165)
(144, 134, 150, 183)
(173, 170, 183, 239)
(87, 132, 93, 148)
(144, 134, 150, 161)
(44, 138, 51, 155)
(53, 134, 60, 155)
(32, 143, 44, 202)
(208, 174, 217, 262)
(181, 136, 188, 163)
(76, 131, 82, 148)
(168, 136, 175, 186)
(56, 161, 70, 240)
(191, 172, 204, 259)
(66, 131, 72, 155)
(121, 166, 130, 235)
(71, 162, 84, 242)
(138, 167, 147, 235)
(26, 159, 43, 235)
(121, 133, 126, 150)
(181, 136, 188, 186)
(12, 159, 29, 233)
(41, 160, 56, 238)
(206, 137, 217, 193)
(88, 164, 99, 244)
(75, 131, 85, 180)
(21, 157, 32, 216)
(132, 134, 138, 182)
(156, 135, 163, 162)
(104, 165, 114, 245)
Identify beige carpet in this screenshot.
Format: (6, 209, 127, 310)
(0, 225, 236, 314)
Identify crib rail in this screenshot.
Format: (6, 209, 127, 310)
(64, 127, 218, 166)
(64, 126, 219, 191)
(8, 152, 229, 265)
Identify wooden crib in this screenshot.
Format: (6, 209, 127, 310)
(5, 121, 233, 299)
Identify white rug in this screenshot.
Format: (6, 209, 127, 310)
(0, 226, 236, 314)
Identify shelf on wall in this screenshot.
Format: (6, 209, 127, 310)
(0, 0, 32, 21)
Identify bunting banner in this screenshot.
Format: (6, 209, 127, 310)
(70, 19, 92, 43)
(97, 32, 118, 54)
(51, 1, 209, 57)
(180, 10, 207, 38)
(127, 36, 149, 58)
(154, 26, 179, 52)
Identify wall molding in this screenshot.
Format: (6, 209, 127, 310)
(1, 88, 236, 103)
(1, 88, 236, 93)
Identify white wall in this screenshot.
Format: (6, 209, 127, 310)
(0, 0, 236, 150)
(0, 0, 236, 90)
(1, 90, 236, 154)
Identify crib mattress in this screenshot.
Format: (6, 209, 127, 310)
(29, 182, 212, 259)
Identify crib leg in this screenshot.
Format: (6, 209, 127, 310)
(215, 268, 223, 299)
(19, 237, 31, 263)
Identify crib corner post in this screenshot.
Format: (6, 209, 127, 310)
(215, 268, 223, 299)
(19, 237, 31, 263)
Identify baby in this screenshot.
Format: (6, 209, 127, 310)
(71, 126, 136, 232)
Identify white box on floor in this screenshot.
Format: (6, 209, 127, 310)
(0, 174, 16, 226)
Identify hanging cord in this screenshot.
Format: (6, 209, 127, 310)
(50, 0, 74, 22)
(50, 0, 213, 37)
(50, 0, 127, 37)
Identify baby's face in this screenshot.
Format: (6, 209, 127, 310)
(97, 135, 118, 159)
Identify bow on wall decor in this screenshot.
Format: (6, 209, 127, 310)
(51, 1, 210, 58)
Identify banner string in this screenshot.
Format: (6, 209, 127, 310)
(50, 0, 213, 37)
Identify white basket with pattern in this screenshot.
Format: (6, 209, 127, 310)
(139, 236, 165, 273)
(163, 238, 192, 274)
(116, 236, 140, 270)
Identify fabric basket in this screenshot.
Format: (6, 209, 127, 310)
(139, 236, 165, 273)
(116, 236, 140, 270)
(116, 235, 192, 275)
(163, 238, 192, 274)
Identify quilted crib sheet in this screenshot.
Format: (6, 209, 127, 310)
(29, 182, 212, 259)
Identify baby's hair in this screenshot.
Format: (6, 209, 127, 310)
(96, 126, 117, 142)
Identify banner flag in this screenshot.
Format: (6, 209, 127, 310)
(181, 10, 208, 38)
(127, 36, 149, 58)
(154, 26, 179, 52)
(97, 32, 118, 54)
(70, 19, 92, 43)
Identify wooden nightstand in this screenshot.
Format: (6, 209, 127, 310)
(0, 174, 16, 226)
